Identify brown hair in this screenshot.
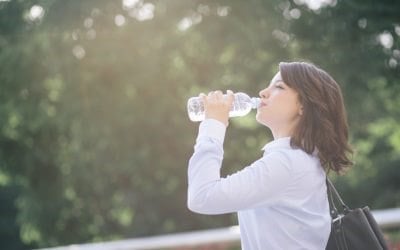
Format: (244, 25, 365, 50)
(279, 61, 353, 173)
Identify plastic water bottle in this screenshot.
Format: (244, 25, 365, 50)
(187, 92, 260, 122)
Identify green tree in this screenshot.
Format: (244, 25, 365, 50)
(0, 0, 399, 248)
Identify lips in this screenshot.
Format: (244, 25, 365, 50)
(259, 102, 267, 108)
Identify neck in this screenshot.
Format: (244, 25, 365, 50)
(270, 121, 298, 140)
(272, 131, 292, 140)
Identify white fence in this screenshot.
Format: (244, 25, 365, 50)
(40, 207, 400, 250)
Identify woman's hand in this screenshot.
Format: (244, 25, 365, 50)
(200, 90, 234, 127)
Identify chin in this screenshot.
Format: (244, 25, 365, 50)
(255, 114, 270, 127)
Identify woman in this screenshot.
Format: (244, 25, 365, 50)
(187, 62, 353, 249)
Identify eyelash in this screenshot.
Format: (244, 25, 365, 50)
(275, 85, 284, 89)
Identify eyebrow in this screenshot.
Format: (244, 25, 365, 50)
(270, 77, 284, 86)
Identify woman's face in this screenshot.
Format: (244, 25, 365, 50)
(256, 72, 303, 138)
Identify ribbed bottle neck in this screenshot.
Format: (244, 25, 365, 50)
(251, 97, 261, 109)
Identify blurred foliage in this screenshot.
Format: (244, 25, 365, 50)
(0, 0, 399, 248)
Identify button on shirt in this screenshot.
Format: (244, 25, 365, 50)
(187, 119, 331, 250)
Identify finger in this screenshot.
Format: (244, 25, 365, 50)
(226, 90, 234, 103)
(199, 93, 207, 103)
(207, 91, 216, 99)
(214, 90, 223, 100)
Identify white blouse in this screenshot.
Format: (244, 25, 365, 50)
(187, 119, 331, 250)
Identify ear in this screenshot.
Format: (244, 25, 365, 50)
(299, 105, 304, 116)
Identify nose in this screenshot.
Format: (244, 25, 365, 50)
(259, 88, 269, 99)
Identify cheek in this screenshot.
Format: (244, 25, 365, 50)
(277, 94, 301, 115)
(256, 108, 275, 126)
(281, 103, 300, 120)
(256, 101, 299, 125)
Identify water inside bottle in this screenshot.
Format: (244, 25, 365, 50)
(187, 97, 205, 122)
(187, 93, 260, 122)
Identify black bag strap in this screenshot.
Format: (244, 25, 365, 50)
(326, 178, 350, 219)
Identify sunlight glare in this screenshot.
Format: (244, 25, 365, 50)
(394, 50, 400, 59)
(123, 0, 141, 10)
(127, 3, 155, 21)
(388, 58, 397, 68)
(84, 18, 94, 29)
(72, 45, 86, 59)
(395, 25, 400, 37)
(294, 0, 337, 10)
(272, 29, 290, 45)
(115, 14, 126, 26)
(135, 3, 155, 21)
(28, 5, 45, 21)
(177, 13, 202, 31)
(197, 4, 210, 16)
(358, 18, 367, 29)
(217, 6, 230, 17)
(378, 31, 394, 49)
(289, 8, 301, 19)
(178, 17, 192, 31)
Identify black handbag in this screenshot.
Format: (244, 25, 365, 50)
(325, 178, 389, 250)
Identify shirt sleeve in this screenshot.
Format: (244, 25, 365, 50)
(187, 119, 293, 215)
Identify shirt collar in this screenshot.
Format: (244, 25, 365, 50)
(262, 137, 292, 151)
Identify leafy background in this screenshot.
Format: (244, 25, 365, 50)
(0, 0, 399, 248)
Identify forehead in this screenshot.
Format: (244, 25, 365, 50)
(269, 72, 283, 85)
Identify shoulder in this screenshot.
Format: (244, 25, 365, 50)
(262, 147, 320, 173)
(259, 150, 293, 172)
